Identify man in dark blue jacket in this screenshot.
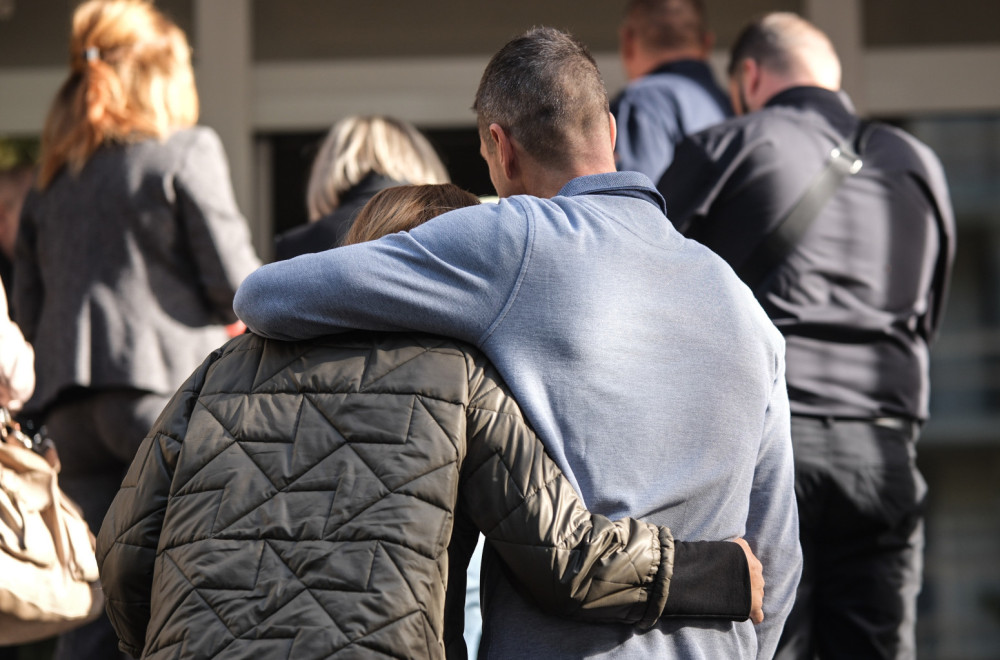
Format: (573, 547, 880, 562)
(611, 0, 731, 182)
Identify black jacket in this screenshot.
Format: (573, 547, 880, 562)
(96, 332, 749, 659)
(274, 174, 401, 261)
(660, 87, 956, 420)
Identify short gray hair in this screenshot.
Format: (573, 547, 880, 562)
(728, 12, 841, 87)
(472, 27, 609, 170)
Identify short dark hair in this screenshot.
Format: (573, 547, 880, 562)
(472, 27, 609, 169)
(727, 13, 793, 77)
(625, 0, 707, 52)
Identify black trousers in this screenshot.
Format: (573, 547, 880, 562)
(775, 416, 925, 660)
(43, 388, 170, 660)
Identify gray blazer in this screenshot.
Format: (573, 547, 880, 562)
(14, 127, 261, 413)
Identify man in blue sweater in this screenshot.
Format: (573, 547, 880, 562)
(235, 27, 801, 660)
(612, 0, 732, 182)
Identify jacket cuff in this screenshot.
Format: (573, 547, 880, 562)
(661, 540, 751, 619)
(637, 525, 674, 629)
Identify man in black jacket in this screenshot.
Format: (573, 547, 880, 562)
(658, 12, 956, 660)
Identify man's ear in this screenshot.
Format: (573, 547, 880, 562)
(729, 58, 759, 115)
(741, 58, 761, 100)
(608, 111, 618, 153)
(490, 123, 518, 180)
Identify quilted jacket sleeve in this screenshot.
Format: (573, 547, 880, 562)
(459, 354, 753, 628)
(95, 350, 217, 657)
(460, 357, 670, 627)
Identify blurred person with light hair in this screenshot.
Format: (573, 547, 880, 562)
(274, 115, 450, 260)
(13, 2, 260, 657)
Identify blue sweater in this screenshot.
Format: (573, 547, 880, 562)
(235, 172, 801, 660)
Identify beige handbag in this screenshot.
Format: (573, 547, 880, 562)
(0, 412, 103, 645)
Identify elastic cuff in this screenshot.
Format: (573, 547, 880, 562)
(637, 525, 674, 629)
(661, 540, 751, 619)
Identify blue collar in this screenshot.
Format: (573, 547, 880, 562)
(557, 171, 667, 215)
(650, 59, 716, 84)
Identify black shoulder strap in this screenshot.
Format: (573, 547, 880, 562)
(737, 120, 876, 290)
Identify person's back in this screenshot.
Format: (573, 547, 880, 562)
(98, 328, 762, 658)
(97, 331, 666, 658)
(666, 97, 949, 419)
(234, 28, 800, 660)
(658, 14, 955, 659)
(17, 128, 256, 409)
(273, 172, 399, 260)
(236, 176, 796, 660)
(466, 182, 793, 659)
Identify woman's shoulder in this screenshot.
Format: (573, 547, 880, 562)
(106, 126, 222, 177)
(162, 125, 224, 159)
(149, 126, 232, 186)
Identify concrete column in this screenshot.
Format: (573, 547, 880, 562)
(193, 0, 266, 252)
(254, 139, 274, 262)
(804, 0, 866, 114)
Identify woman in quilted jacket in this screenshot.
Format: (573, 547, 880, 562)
(96, 184, 761, 659)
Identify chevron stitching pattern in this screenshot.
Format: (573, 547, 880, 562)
(126, 335, 468, 659)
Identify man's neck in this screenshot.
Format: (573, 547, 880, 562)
(755, 78, 838, 113)
(521, 160, 617, 199)
(631, 48, 707, 81)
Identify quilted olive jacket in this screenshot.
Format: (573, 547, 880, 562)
(96, 332, 678, 659)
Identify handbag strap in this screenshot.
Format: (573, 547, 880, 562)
(0, 407, 31, 451)
(737, 120, 876, 290)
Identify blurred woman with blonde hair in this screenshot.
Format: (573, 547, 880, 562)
(12, 2, 260, 656)
(274, 115, 450, 260)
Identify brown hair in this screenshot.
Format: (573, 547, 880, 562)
(37, 0, 198, 188)
(343, 184, 480, 246)
(472, 27, 609, 170)
(624, 0, 707, 52)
